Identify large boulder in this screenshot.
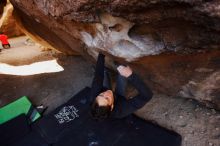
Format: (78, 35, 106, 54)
(9, 0, 220, 110)
(0, 1, 23, 37)
(0, 0, 6, 17)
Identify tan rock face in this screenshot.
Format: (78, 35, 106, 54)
(0, 0, 6, 17)
(9, 0, 220, 110)
(0, 1, 23, 37)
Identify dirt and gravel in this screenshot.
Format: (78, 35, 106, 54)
(0, 36, 94, 113)
(0, 36, 219, 146)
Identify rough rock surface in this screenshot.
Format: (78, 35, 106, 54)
(0, 0, 6, 17)
(9, 0, 220, 111)
(136, 95, 220, 146)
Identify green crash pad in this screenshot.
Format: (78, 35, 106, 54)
(0, 96, 41, 124)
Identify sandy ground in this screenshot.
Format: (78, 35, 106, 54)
(0, 36, 53, 65)
(0, 36, 94, 113)
(0, 36, 219, 146)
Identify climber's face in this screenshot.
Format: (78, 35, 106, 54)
(96, 90, 114, 110)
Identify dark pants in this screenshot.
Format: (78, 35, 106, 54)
(89, 54, 128, 102)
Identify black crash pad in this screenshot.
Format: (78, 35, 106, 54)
(0, 114, 49, 146)
(9, 131, 49, 146)
(0, 114, 30, 146)
(33, 87, 182, 146)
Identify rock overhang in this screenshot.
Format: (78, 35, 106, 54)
(8, 0, 220, 110)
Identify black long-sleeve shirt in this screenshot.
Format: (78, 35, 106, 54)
(90, 53, 153, 118)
